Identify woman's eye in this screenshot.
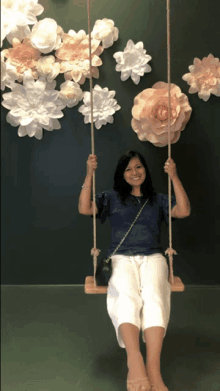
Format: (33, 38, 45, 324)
(126, 166, 141, 171)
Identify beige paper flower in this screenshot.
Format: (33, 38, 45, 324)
(55, 29, 104, 85)
(30, 18, 64, 54)
(182, 54, 220, 101)
(36, 56, 60, 82)
(3, 37, 41, 80)
(131, 82, 192, 147)
(59, 80, 83, 108)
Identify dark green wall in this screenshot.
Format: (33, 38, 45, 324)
(1, 0, 220, 284)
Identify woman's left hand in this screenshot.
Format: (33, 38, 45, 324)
(164, 157, 178, 180)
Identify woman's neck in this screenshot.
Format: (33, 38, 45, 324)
(131, 191, 142, 197)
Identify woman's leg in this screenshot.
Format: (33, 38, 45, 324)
(144, 326, 167, 389)
(119, 322, 147, 381)
(140, 254, 171, 390)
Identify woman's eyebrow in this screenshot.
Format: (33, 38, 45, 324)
(127, 163, 141, 168)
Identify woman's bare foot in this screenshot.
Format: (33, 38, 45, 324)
(127, 351, 147, 381)
(146, 364, 168, 390)
(127, 352, 151, 390)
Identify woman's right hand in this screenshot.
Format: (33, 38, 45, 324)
(87, 154, 98, 176)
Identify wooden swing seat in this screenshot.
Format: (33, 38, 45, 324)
(84, 275, 185, 294)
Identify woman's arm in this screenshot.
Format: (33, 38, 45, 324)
(164, 157, 191, 218)
(78, 174, 94, 214)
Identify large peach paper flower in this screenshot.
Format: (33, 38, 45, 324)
(3, 37, 41, 80)
(182, 54, 220, 101)
(131, 82, 192, 147)
(55, 30, 104, 85)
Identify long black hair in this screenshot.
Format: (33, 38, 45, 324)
(113, 150, 157, 206)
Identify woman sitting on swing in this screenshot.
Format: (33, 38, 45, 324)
(78, 150, 191, 391)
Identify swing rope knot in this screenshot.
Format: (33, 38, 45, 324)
(165, 247, 177, 257)
(91, 248, 101, 257)
(165, 247, 177, 286)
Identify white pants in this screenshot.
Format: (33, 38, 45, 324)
(106, 253, 171, 348)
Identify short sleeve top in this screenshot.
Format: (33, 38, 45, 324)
(90, 190, 176, 257)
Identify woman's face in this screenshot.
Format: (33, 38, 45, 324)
(123, 157, 146, 190)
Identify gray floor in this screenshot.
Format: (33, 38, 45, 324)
(1, 285, 220, 391)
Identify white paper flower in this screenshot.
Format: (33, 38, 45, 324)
(91, 18, 119, 49)
(78, 85, 121, 129)
(30, 18, 64, 54)
(1, 14, 12, 46)
(1, 0, 44, 47)
(36, 55, 60, 82)
(113, 39, 152, 84)
(1, 50, 20, 90)
(182, 54, 220, 101)
(59, 81, 83, 108)
(1, 70, 66, 140)
(6, 24, 31, 45)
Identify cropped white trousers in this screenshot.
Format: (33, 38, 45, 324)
(106, 253, 171, 348)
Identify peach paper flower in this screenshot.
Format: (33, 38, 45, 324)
(55, 30, 104, 85)
(131, 82, 192, 147)
(3, 37, 41, 80)
(182, 54, 220, 101)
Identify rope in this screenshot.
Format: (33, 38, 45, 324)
(165, 0, 177, 285)
(87, 0, 99, 286)
(87, 0, 176, 287)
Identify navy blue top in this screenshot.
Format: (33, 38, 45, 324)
(91, 190, 176, 258)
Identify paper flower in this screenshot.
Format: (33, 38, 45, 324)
(131, 82, 192, 147)
(7, 24, 31, 47)
(1, 50, 19, 90)
(1, 70, 66, 140)
(91, 18, 119, 48)
(55, 30, 104, 85)
(1, 0, 44, 47)
(182, 54, 220, 101)
(113, 39, 152, 84)
(1, 15, 12, 47)
(36, 56, 60, 82)
(78, 85, 121, 129)
(59, 81, 83, 108)
(30, 18, 64, 54)
(3, 37, 41, 80)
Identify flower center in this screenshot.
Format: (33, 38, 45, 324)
(152, 104, 173, 122)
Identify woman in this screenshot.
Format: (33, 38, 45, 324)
(78, 151, 191, 391)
